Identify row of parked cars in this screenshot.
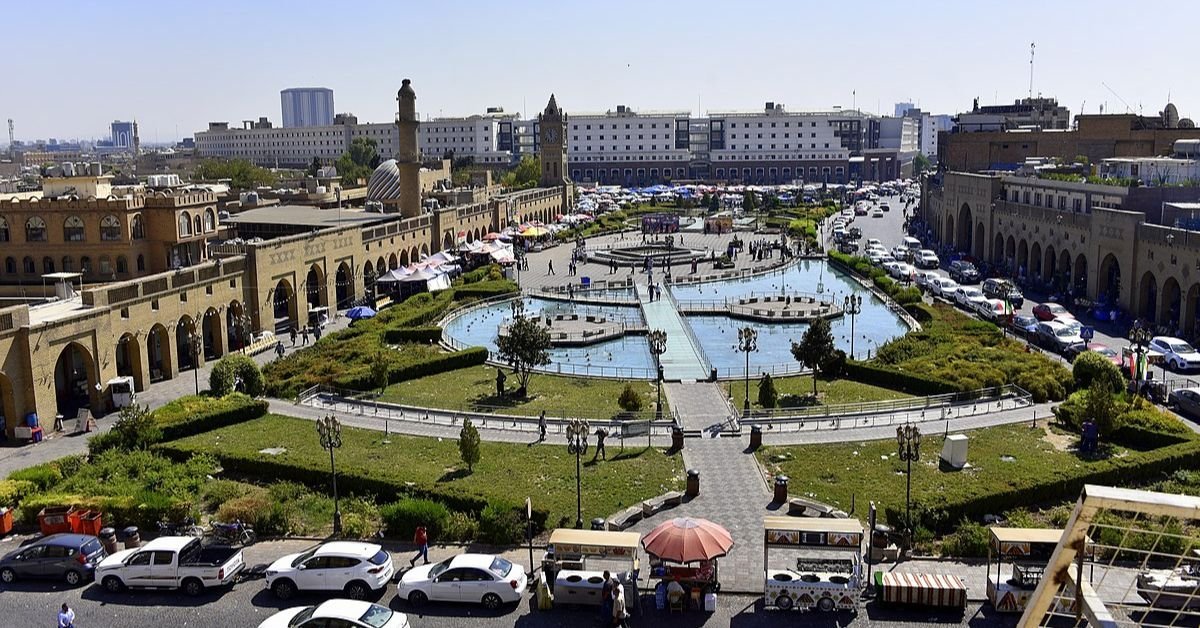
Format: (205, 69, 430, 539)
(1, 533, 527, 627)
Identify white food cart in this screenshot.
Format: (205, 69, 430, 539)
(986, 527, 1063, 613)
(107, 376, 136, 409)
(763, 516, 864, 613)
(542, 528, 640, 612)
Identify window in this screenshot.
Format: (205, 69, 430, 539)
(178, 212, 192, 237)
(25, 216, 46, 242)
(1073, 198, 1082, 211)
(63, 216, 86, 241)
(99, 256, 112, 275)
(22, 256, 33, 274)
(116, 256, 128, 274)
(4, 257, 13, 274)
(42, 257, 53, 274)
(128, 552, 153, 566)
(101, 215, 121, 240)
(0, 216, 8, 242)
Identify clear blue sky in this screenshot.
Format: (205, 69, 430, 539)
(5, 0, 1193, 142)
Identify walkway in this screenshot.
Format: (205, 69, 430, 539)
(636, 283, 710, 381)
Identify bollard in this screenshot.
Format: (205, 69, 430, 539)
(591, 517, 607, 531)
(749, 425, 763, 450)
(685, 469, 700, 498)
(671, 427, 684, 451)
(773, 475, 789, 504)
(122, 526, 141, 549)
(98, 527, 119, 554)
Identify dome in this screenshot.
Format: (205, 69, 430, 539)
(1179, 118, 1195, 129)
(366, 159, 402, 201)
(1164, 103, 1180, 128)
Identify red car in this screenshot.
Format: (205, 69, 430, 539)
(1064, 342, 1120, 365)
(1032, 302, 1073, 322)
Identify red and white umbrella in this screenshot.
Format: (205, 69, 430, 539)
(642, 517, 734, 563)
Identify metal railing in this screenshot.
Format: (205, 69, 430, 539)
(662, 284, 713, 373)
(738, 384, 1033, 427)
(712, 362, 814, 379)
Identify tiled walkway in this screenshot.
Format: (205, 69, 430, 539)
(636, 284, 711, 381)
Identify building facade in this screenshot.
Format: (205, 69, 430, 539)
(281, 88, 335, 128)
(110, 121, 135, 149)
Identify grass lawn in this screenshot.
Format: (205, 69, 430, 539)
(729, 376, 911, 410)
(381, 364, 666, 419)
(161, 414, 684, 529)
(757, 423, 1198, 528)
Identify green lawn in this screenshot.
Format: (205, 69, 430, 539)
(161, 414, 684, 529)
(730, 376, 911, 410)
(381, 365, 666, 419)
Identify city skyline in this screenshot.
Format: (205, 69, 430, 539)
(3, 0, 1194, 142)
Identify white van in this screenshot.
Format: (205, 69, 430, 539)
(902, 236, 922, 252)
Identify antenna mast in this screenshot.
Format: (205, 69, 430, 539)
(1028, 42, 1036, 99)
(6, 119, 12, 158)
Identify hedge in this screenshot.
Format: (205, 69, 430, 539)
(377, 290, 457, 329)
(453, 280, 518, 300)
(842, 360, 958, 396)
(333, 347, 489, 391)
(16, 491, 190, 531)
(158, 394, 270, 442)
(382, 326, 443, 345)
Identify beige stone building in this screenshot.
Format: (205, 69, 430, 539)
(0, 84, 572, 437)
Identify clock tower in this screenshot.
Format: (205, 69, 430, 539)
(537, 94, 570, 187)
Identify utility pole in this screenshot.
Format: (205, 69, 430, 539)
(1028, 42, 1036, 99)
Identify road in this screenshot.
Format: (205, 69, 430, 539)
(0, 537, 1017, 628)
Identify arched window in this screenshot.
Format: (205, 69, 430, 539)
(61, 256, 73, 272)
(116, 256, 128, 274)
(99, 256, 111, 275)
(80, 256, 92, 274)
(178, 212, 192, 237)
(130, 214, 145, 240)
(42, 257, 53, 274)
(23, 256, 35, 274)
(4, 257, 14, 274)
(136, 254, 145, 272)
(193, 215, 202, 235)
(0, 216, 9, 242)
(204, 208, 215, 232)
(25, 216, 46, 242)
(63, 215, 85, 242)
(100, 215, 121, 241)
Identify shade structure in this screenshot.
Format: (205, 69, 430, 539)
(520, 226, 550, 237)
(482, 232, 504, 241)
(345, 306, 376, 320)
(641, 517, 734, 563)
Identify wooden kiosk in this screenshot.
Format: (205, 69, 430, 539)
(986, 527, 1063, 613)
(762, 517, 864, 613)
(542, 529, 640, 612)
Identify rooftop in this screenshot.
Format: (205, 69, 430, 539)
(223, 205, 395, 228)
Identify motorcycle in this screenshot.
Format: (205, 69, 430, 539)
(209, 520, 257, 546)
(157, 516, 204, 538)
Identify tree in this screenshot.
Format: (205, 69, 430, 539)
(707, 193, 721, 212)
(336, 137, 379, 185)
(458, 418, 481, 472)
(1072, 351, 1123, 393)
(110, 404, 161, 451)
(913, 153, 932, 174)
(742, 191, 758, 211)
(501, 156, 541, 189)
(195, 159, 277, 189)
(307, 157, 322, 177)
(209, 354, 264, 397)
(494, 311, 551, 396)
(371, 351, 391, 395)
(791, 318, 835, 396)
(617, 383, 644, 413)
(757, 373, 778, 409)
(1086, 378, 1122, 440)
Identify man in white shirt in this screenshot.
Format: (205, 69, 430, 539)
(58, 603, 75, 628)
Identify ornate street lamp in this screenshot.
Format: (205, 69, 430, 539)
(647, 329, 667, 448)
(896, 423, 922, 539)
(737, 327, 758, 414)
(566, 419, 590, 529)
(844, 294, 863, 359)
(317, 414, 344, 535)
(1130, 322, 1153, 384)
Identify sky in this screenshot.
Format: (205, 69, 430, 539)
(3, 0, 1194, 143)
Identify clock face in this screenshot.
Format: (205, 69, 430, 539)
(543, 127, 559, 144)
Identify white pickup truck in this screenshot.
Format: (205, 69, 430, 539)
(96, 536, 245, 596)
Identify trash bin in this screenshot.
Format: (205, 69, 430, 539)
(38, 506, 75, 536)
(99, 527, 119, 554)
(0, 507, 13, 536)
(710, 368, 718, 382)
(591, 517, 607, 531)
(749, 425, 762, 450)
(68, 509, 86, 534)
(81, 511, 104, 536)
(122, 526, 141, 549)
(685, 469, 700, 498)
(773, 475, 789, 504)
(671, 427, 684, 451)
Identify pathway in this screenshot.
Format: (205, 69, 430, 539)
(636, 284, 710, 381)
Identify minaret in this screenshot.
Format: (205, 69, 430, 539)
(132, 119, 140, 178)
(396, 79, 420, 218)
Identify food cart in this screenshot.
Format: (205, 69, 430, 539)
(986, 527, 1064, 613)
(643, 517, 734, 612)
(762, 516, 864, 613)
(107, 376, 136, 409)
(542, 528, 640, 612)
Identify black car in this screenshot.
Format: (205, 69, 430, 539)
(982, 278, 1025, 309)
(948, 260, 980, 284)
(1009, 314, 1039, 337)
(0, 533, 106, 586)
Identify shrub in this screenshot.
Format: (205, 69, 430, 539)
(382, 327, 443, 345)
(940, 519, 991, 558)
(1016, 370, 1069, 403)
(107, 404, 162, 452)
(200, 479, 251, 511)
(340, 497, 382, 539)
(216, 491, 288, 536)
(443, 511, 480, 543)
(1073, 351, 1124, 392)
(842, 361, 957, 395)
(618, 383, 644, 412)
(8, 462, 64, 490)
(381, 498, 451, 540)
(156, 394, 269, 442)
(454, 280, 518, 299)
(757, 373, 779, 408)
(0, 479, 35, 506)
(479, 501, 524, 545)
(209, 354, 264, 397)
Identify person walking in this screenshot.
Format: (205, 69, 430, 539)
(547, 260, 555, 275)
(290, 327, 297, 347)
(600, 570, 613, 623)
(611, 584, 628, 627)
(594, 427, 608, 460)
(409, 525, 429, 567)
(58, 603, 75, 628)
(274, 341, 285, 360)
(300, 327, 309, 346)
(538, 410, 547, 442)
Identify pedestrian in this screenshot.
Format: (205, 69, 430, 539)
(301, 327, 309, 345)
(275, 341, 285, 359)
(547, 260, 555, 275)
(594, 427, 608, 460)
(600, 570, 613, 622)
(611, 584, 628, 627)
(409, 525, 429, 567)
(290, 327, 297, 346)
(313, 324, 322, 341)
(58, 603, 75, 628)
(538, 410, 547, 442)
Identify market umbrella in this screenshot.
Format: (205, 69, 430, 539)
(520, 226, 550, 237)
(642, 517, 734, 563)
(482, 232, 504, 241)
(345, 306, 376, 320)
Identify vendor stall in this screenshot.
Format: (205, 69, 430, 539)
(542, 529, 640, 613)
(986, 527, 1063, 613)
(643, 517, 733, 612)
(762, 516, 864, 613)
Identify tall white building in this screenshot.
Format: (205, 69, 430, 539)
(281, 88, 335, 128)
(420, 108, 520, 165)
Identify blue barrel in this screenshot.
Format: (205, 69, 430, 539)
(25, 412, 38, 428)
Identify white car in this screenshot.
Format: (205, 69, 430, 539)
(914, 270, 942, 290)
(952, 286, 988, 310)
(974, 298, 1009, 321)
(874, 253, 896, 266)
(890, 245, 911, 261)
(266, 542, 395, 601)
(1150, 336, 1200, 372)
(870, 208, 884, 218)
(398, 553, 527, 610)
(258, 600, 409, 628)
(866, 238, 882, 249)
(929, 276, 960, 298)
(915, 249, 940, 269)
(887, 262, 915, 281)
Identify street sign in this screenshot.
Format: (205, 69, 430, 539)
(1081, 326, 1095, 341)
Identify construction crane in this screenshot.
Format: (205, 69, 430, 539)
(1101, 82, 1134, 114)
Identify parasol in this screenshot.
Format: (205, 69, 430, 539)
(642, 517, 734, 563)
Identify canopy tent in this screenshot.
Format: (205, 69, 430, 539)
(642, 517, 734, 563)
(395, 267, 452, 292)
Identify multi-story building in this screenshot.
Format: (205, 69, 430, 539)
(565, 105, 691, 184)
(110, 121, 135, 149)
(955, 96, 1072, 132)
(419, 108, 520, 165)
(1098, 140, 1200, 186)
(281, 87, 335, 128)
(895, 102, 915, 118)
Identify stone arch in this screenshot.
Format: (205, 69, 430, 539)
(226, 300, 248, 352)
(1058, 249, 1072, 288)
(420, 244, 429, 258)
(273, 278, 299, 333)
(1099, 253, 1121, 304)
(305, 265, 328, 321)
(335, 262, 353, 309)
(147, 323, 172, 381)
(973, 222, 985, 259)
(202, 307, 224, 359)
(992, 233, 1004, 266)
(0, 371, 18, 438)
(1043, 244, 1057, 283)
(1138, 270, 1159, 322)
(956, 204, 973, 253)
(409, 247, 419, 264)
(1030, 242, 1042, 279)
(1017, 239, 1029, 275)
(176, 314, 199, 371)
(1074, 254, 1089, 295)
(1185, 283, 1200, 340)
(388, 253, 398, 270)
(363, 261, 376, 301)
(399, 250, 409, 267)
(1005, 236, 1017, 273)
(473, 227, 481, 242)
(1161, 276, 1182, 329)
(115, 332, 146, 392)
(54, 341, 99, 417)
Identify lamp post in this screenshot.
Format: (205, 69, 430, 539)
(896, 423, 921, 539)
(566, 419, 589, 529)
(844, 294, 863, 359)
(737, 327, 758, 414)
(1130, 322, 1153, 386)
(317, 414, 344, 535)
(647, 329, 667, 442)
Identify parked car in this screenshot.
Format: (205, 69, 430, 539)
(870, 208, 884, 218)
(1063, 342, 1120, 365)
(96, 536, 245, 596)
(257, 600, 409, 628)
(0, 533, 106, 586)
(1032, 302, 1073, 322)
(1149, 336, 1200, 372)
(928, 276, 960, 298)
(866, 238, 881, 249)
(1010, 313, 1040, 337)
(888, 262, 915, 281)
(948, 260, 980, 284)
(914, 270, 941, 290)
(849, 226, 862, 239)
(973, 298, 1009, 322)
(914, 249, 940, 269)
(891, 245, 910, 261)
(1168, 387, 1200, 421)
(982, 278, 1025, 309)
(837, 241, 859, 254)
(397, 553, 527, 610)
(880, 202, 891, 211)
(952, 286, 988, 311)
(266, 541, 395, 601)
(875, 253, 896, 266)
(1035, 320, 1084, 353)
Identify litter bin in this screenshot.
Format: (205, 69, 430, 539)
(81, 511, 104, 536)
(98, 527, 119, 554)
(671, 427, 684, 451)
(591, 517, 607, 531)
(122, 526, 141, 549)
(710, 368, 718, 382)
(773, 475, 789, 504)
(0, 507, 13, 536)
(749, 425, 762, 450)
(685, 469, 700, 498)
